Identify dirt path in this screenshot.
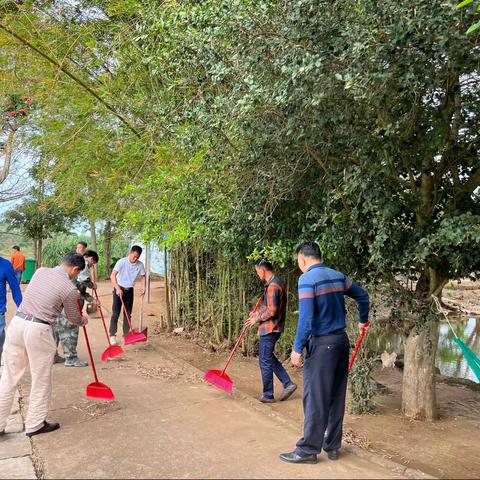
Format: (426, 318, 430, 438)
(9, 282, 401, 479)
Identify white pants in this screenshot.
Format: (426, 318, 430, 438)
(0, 316, 56, 433)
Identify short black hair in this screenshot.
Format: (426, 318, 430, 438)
(131, 245, 143, 255)
(12, 245, 20, 251)
(84, 250, 99, 264)
(255, 259, 273, 271)
(63, 252, 86, 270)
(77, 241, 87, 248)
(296, 241, 322, 259)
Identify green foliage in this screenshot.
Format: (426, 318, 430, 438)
(455, 0, 480, 34)
(3, 197, 72, 242)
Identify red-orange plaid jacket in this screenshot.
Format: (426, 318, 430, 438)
(254, 275, 287, 336)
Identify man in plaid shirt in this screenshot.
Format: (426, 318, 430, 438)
(246, 260, 297, 403)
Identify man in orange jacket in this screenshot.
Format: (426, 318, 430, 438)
(10, 246, 26, 285)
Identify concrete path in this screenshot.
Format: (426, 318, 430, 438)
(14, 317, 403, 480)
(0, 388, 36, 480)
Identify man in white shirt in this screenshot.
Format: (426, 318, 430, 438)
(109, 246, 146, 345)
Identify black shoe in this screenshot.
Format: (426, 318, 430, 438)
(26, 421, 60, 438)
(279, 383, 297, 401)
(53, 353, 65, 364)
(279, 451, 317, 464)
(326, 449, 339, 460)
(258, 395, 275, 403)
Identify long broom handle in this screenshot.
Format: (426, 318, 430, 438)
(93, 288, 111, 342)
(221, 323, 250, 376)
(349, 321, 370, 371)
(221, 296, 263, 376)
(77, 300, 99, 383)
(119, 295, 134, 331)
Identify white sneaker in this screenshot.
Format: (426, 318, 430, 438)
(109, 336, 117, 346)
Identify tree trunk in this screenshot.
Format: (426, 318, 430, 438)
(402, 316, 439, 420)
(89, 219, 97, 251)
(33, 240, 37, 265)
(0, 127, 17, 184)
(103, 221, 112, 278)
(163, 246, 172, 331)
(36, 238, 43, 268)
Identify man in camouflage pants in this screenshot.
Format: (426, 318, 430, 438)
(54, 250, 99, 367)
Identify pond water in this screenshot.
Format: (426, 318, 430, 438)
(371, 317, 480, 383)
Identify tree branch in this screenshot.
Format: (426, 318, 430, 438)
(0, 23, 141, 138)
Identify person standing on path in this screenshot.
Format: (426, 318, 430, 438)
(109, 245, 146, 345)
(245, 259, 297, 403)
(0, 257, 22, 366)
(9, 246, 26, 285)
(280, 241, 369, 464)
(0, 253, 88, 437)
(76, 241, 87, 255)
(76, 242, 97, 287)
(54, 250, 99, 367)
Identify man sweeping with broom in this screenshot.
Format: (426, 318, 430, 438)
(245, 259, 297, 403)
(0, 253, 88, 437)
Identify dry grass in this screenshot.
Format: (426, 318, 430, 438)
(134, 361, 184, 379)
(71, 400, 121, 418)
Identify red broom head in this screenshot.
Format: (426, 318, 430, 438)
(203, 369, 233, 394)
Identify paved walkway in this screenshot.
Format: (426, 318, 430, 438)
(12, 314, 404, 480)
(0, 385, 36, 480)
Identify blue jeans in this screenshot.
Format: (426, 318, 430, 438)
(14, 269, 22, 285)
(259, 332, 293, 399)
(0, 312, 5, 364)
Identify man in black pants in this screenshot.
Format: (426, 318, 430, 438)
(280, 241, 369, 464)
(109, 246, 146, 345)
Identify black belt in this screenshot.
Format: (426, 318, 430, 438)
(16, 312, 51, 326)
(313, 328, 345, 337)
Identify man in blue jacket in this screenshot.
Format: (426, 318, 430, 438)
(0, 256, 23, 365)
(280, 241, 369, 464)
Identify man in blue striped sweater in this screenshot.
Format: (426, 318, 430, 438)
(280, 241, 369, 464)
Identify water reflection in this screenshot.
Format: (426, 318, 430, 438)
(370, 317, 479, 383)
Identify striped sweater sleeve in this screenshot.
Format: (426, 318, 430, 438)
(293, 276, 315, 353)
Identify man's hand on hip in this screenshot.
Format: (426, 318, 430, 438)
(115, 287, 123, 298)
(291, 351, 303, 368)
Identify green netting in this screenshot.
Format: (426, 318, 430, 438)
(453, 338, 480, 382)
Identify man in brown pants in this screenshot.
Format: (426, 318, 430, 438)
(0, 253, 88, 437)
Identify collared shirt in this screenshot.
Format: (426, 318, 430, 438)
(293, 263, 369, 353)
(113, 257, 145, 289)
(10, 251, 26, 271)
(0, 257, 22, 313)
(18, 266, 83, 325)
(255, 275, 287, 336)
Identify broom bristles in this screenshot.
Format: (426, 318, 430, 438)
(203, 370, 233, 393)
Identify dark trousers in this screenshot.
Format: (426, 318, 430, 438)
(259, 332, 293, 399)
(109, 287, 134, 337)
(295, 332, 349, 455)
